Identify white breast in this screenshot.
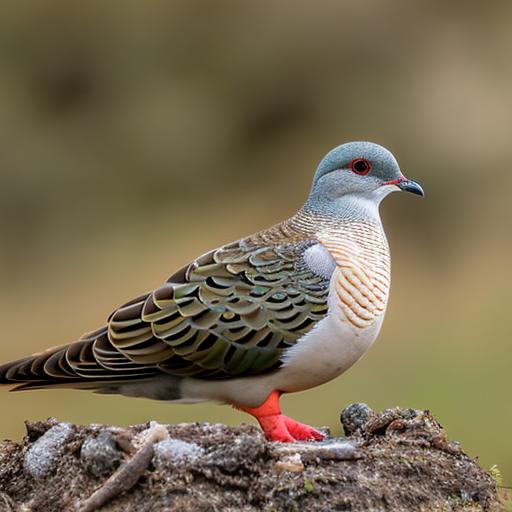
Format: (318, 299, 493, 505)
(273, 220, 391, 392)
(274, 275, 385, 393)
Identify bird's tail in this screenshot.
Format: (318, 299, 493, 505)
(0, 328, 158, 392)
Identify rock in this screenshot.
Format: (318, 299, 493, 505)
(152, 438, 204, 470)
(274, 453, 304, 472)
(273, 439, 361, 462)
(80, 431, 122, 478)
(340, 402, 374, 435)
(23, 422, 73, 479)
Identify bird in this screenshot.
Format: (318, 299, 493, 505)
(0, 141, 423, 443)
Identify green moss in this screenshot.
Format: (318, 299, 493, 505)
(304, 478, 315, 494)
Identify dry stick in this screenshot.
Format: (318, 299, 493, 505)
(77, 423, 169, 512)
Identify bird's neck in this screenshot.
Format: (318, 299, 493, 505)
(292, 194, 390, 278)
(298, 192, 385, 231)
(295, 193, 392, 330)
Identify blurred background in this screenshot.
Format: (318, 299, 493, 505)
(0, 0, 510, 486)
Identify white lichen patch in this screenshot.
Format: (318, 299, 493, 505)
(152, 438, 204, 469)
(23, 423, 73, 479)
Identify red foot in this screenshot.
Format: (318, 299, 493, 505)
(283, 415, 325, 441)
(235, 390, 325, 443)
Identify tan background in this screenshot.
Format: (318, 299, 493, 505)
(0, 1, 511, 483)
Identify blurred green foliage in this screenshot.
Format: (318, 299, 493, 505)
(0, 0, 510, 483)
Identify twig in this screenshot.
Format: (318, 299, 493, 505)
(76, 422, 169, 512)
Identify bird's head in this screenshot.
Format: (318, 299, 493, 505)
(306, 141, 423, 215)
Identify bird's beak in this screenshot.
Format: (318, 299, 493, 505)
(384, 177, 425, 197)
(397, 178, 424, 196)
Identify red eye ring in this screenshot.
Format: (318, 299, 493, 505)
(350, 158, 372, 175)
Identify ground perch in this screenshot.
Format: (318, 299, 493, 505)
(0, 405, 500, 512)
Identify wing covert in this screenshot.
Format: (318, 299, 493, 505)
(107, 234, 330, 380)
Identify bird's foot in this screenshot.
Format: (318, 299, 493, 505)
(282, 415, 325, 441)
(235, 390, 325, 443)
(258, 414, 324, 442)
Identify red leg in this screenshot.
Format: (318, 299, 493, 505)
(235, 390, 325, 443)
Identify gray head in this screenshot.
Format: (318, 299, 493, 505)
(305, 141, 423, 215)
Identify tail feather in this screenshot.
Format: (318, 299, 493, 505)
(0, 329, 159, 392)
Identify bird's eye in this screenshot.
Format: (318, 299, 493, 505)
(350, 158, 371, 175)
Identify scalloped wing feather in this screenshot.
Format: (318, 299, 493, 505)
(0, 220, 330, 388)
(108, 230, 330, 379)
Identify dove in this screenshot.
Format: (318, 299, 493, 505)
(0, 141, 423, 442)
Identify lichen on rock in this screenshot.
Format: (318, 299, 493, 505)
(80, 431, 122, 478)
(23, 422, 73, 479)
(152, 438, 204, 469)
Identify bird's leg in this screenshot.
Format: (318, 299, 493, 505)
(235, 390, 324, 443)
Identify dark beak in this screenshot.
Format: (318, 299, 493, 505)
(397, 179, 425, 197)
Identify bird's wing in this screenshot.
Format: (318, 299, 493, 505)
(107, 226, 330, 379)
(0, 221, 330, 388)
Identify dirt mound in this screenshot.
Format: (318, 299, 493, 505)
(0, 405, 499, 511)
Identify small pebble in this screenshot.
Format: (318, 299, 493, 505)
(80, 431, 122, 478)
(274, 453, 304, 472)
(340, 403, 374, 436)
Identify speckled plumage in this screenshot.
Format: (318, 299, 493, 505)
(0, 141, 423, 441)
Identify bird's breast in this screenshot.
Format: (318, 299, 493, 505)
(319, 221, 391, 329)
